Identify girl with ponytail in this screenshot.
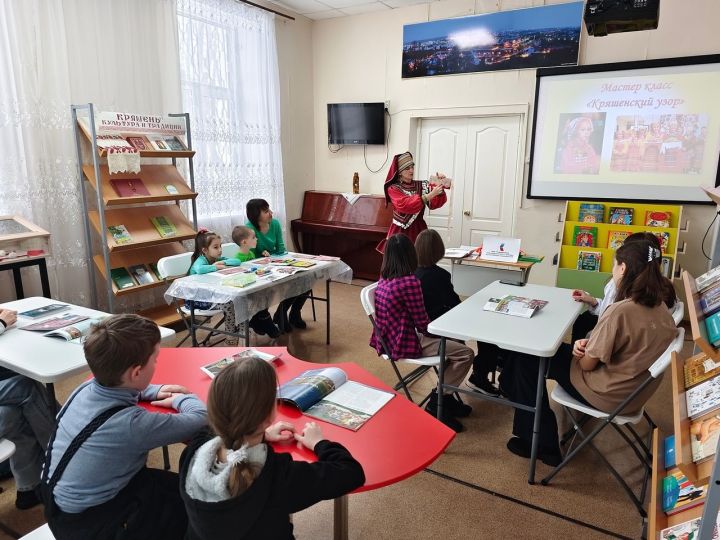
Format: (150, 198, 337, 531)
(504, 239, 678, 467)
(179, 357, 364, 539)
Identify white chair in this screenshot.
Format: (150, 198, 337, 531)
(20, 524, 55, 540)
(360, 282, 442, 406)
(671, 300, 684, 326)
(541, 327, 685, 517)
(156, 252, 227, 347)
(0, 439, 21, 539)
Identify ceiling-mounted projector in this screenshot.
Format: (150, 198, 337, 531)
(584, 0, 660, 37)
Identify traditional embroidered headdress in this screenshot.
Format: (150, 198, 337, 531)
(383, 152, 414, 205)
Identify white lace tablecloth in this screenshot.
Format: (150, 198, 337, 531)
(164, 256, 353, 322)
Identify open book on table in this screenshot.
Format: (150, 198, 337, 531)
(278, 367, 394, 431)
(22, 314, 108, 343)
(200, 349, 279, 378)
(483, 295, 548, 318)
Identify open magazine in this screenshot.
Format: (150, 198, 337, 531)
(200, 349, 279, 378)
(22, 314, 107, 343)
(483, 295, 548, 318)
(278, 367, 394, 431)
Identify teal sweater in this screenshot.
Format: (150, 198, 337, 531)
(188, 255, 241, 275)
(247, 218, 286, 256)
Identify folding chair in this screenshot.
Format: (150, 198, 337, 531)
(541, 327, 685, 517)
(360, 282, 443, 406)
(0, 438, 21, 538)
(671, 300, 684, 326)
(156, 252, 227, 347)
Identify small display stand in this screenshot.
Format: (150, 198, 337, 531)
(0, 215, 51, 298)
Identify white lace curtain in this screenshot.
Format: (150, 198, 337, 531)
(176, 0, 286, 241)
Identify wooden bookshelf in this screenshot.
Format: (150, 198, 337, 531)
(89, 205, 196, 253)
(82, 164, 197, 206)
(683, 270, 720, 361)
(137, 303, 183, 327)
(76, 119, 195, 159)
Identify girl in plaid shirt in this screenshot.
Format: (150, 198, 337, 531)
(370, 234, 473, 432)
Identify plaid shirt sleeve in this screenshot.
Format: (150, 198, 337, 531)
(401, 277, 429, 334)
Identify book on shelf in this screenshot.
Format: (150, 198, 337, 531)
(664, 434, 676, 469)
(573, 226, 597, 247)
(147, 135, 186, 151)
(697, 265, 720, 294)
(706, 311, 720, 347)
(577, 250, 601, 272)
(21, 314, 88, 332)
(661, 256, 673, 279)
(645, 210, 671, 227)
(686, 374, 720, 419)
(700, 284, 720, 316)
(660, 513, 720, 539)
(278, 367, 394, 431)
(578, 203, 604, 223)
(109, 179, 150, 198)
(128, 264, 156, 285)
(649, 231, 670, 254)
(685, 353, 720, 389)
(148, 262, 161, 280)
(125, 136, 151, 151)
(107, 224, 133, 245)
(690, 414, 720, 462)
(200, 349, 278, 379)
(662, 469, 706, 515)
(164, 184, 179, 195)
(44, 316, 108, 344)
(608, 207, 634, 225)
(607, 230, 631, 250)
(110, 267, 136, 290)
(482, 295, 548, 318)
(19, 303, 69, 319)
(149, 216, 177, 238)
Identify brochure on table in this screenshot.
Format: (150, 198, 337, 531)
(480, 237, 521, 263)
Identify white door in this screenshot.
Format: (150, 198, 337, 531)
(417, 115, 522, 247)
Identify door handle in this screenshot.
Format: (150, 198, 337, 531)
(463, 210, 471, 217)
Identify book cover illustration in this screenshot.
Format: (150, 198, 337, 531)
(278, 367, 394, 431)
(162, 137, 186, 151)
(578, 203, 604, 223)
(107, 224, 133, 245)
(128, 264, 156, 285)
(686, 374, 720, 419)
(200, 349, 278, 379)
(21, 314, 89, 332)
(659, 516, 700, 540)
(607, 230, 631, 250)
(662, 470, 706, 514)
(289, 260, 316, 268)
(109, 179, 150, 198)
(483, 295, 548, 318)
(697, 265, 720, 293)
(649, 231, 670, 254)
(690, 415, 720, 462)
(110, 267, 135, 290)
(126, 136, 150, 151)
(700, 284, 720, 316)
(221, 273, 257, 288)
(706, 311, 720, 347)
(573, 226, 597, 247)
(149, 216, 177, 238)
(577, 250, 601, 272)
(664, 435, 676, 469)
(44, 316, 108, 344)
(685, 353, 720, 389)
(608, 207, 634, 225)
(645, 210, 672, 227)
(19, 303, 69, 319)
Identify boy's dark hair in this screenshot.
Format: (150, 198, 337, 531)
(415, 229, 445, 267)
(622, 231, 675, 307)
(231, 225, 254, 246)
(381, 234, 418, 279)
(246, 199, 270, 229)
(83, 314, 160, 387)
(208, 357, 277, 496)
(614, 240, 674, 308)
(190, 229, 221, 269)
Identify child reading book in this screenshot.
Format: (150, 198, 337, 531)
(180, 356, 365, 539)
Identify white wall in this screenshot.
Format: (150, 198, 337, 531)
(310, 0, 719, 287)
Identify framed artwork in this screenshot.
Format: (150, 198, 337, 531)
(402, 2, 583, 79)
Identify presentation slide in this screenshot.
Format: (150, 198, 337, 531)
(529, 60, 720, 202)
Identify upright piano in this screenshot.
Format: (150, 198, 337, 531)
(291, 191, 392, 280)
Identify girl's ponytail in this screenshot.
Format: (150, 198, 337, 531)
(615, 241, 668, 308)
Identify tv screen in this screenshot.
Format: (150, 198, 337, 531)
(328, 103, 385, 145)
(527, 54, 720, 203)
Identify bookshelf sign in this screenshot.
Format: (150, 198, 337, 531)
(96, 112, 186, 136)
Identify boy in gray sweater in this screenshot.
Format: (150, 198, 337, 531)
(42, 314, 207, 539)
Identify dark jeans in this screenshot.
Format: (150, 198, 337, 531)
(504, 343, 590, 451)
(46, 468, 187, 540)
(571, 310, 599, 344)
(473, 341, 506, 379)
(274, 291, 310, 319)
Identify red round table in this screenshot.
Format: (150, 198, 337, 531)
(150, 347, 455, 539)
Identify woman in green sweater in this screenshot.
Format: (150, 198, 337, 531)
(246, 199, 309, 331)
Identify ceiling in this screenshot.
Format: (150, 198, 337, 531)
(269, 0, 432, 20)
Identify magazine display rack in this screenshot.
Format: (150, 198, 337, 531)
(72, 104, 198, 324)
(555, 200, 684, 298)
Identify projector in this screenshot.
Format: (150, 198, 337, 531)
(584, 0, 660, 37)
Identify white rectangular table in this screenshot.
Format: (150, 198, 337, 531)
(428, 281, 583, 483)
(0, 297, 175, 414)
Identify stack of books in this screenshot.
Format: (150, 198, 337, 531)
(697, 266, 720, 347)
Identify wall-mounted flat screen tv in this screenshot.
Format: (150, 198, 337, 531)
(328, 103, 385, 145)
(527, 54, 720, 203)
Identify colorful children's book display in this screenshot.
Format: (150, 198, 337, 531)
(608, 207, 634, 225)
(577, 250, 601, 272)
(684, 353, 720, 389)
(645, 210, 672, 227)
(690, 414, 720, 462)
(573, 226, 597, 247)
(607, 230, 631, 250)
(686, 374, 720, 419)
(662, 470, 706, 515)
(649, 231, 670, 253)
(149, 216, 177, 238)
(107, 224, 133, 245)
(578, 203, 605, 223)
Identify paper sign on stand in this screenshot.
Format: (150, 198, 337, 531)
(480, 237, 521, 263)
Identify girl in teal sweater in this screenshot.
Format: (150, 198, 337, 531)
(246, 199, 309, 331)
